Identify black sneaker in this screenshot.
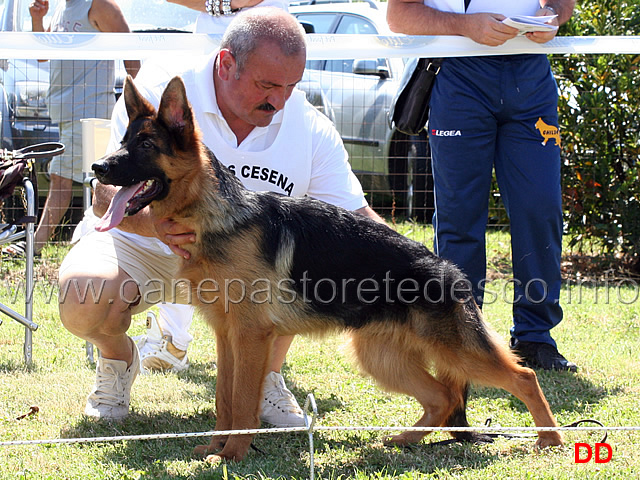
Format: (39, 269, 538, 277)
(510, 339, 578, 373)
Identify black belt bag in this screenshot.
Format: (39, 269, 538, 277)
(389, 57, 442, 136)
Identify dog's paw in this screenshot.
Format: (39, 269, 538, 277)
(535, 432, 564, 449)
(193, 444, 213, 458)
(205, 454, 225, 465)
(193, 442, 223, 458)
(193, 437, 227, 459)
(383, 432, 426, 447)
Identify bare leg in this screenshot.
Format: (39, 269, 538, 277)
(269, 335, 294, 372)
(59, 262, 140, 367)
(35, 173, 73, 253)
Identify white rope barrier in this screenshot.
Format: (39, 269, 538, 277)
(1, 33, 640, 61)
(2, 391, 639, 480)
(3, 425, 640, 448)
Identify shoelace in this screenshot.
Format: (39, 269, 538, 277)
(264, 382, 302, 413)
(93, 364, 127, 407)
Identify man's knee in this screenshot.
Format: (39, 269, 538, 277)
(58, 268, 140, 337)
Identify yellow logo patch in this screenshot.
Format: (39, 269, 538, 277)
(535, 117, 561, 147)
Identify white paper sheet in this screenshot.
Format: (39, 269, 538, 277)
(502, 15, 559, 34)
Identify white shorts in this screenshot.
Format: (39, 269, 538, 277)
(49, 120, 84, 183)
(59, 227, 187, 315)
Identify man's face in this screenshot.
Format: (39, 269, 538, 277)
(217, 42, 306, 128)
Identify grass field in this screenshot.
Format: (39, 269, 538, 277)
(1, 226, 639, 479)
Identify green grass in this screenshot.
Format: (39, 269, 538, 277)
(1, 228, 639, 479)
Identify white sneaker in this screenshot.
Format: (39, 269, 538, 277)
(134, 312, 189, 373)
(84, 338, 140, 421)
(260, 371, 305, 427)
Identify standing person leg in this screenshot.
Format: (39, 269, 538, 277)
(34, 173, 73, 253)
(494, 55, 576, 372)
(34, 120, 82, 253)
(260, 335, 305, 427)
(429, 57, 500, 305)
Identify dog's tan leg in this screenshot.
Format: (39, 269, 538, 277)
(493, 365, 563, 448)
(466, 346, 563, 448)
(349, 330, 455, 446)
(209, 318, 276, 463)
(193, 324, 233, 459)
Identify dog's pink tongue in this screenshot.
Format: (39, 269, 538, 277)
(95, 183, 144, 232)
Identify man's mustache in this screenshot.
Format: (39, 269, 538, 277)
(258, 103, 276, 112)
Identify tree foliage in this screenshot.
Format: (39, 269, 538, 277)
(552, 0, 640, 254)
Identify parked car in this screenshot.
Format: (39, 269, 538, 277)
(0, 0, 197, 227)
(0, 0, 59, 154)
(290, 1, 433, 220)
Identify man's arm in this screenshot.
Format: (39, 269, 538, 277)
(540, 1, 576, 25)
(387, 0, 575, 46)
(157, 205, 387, 260)
(386, 0, 518, 46)
(527, 1, 576, 44)
(88, 0, 141, 77)
(29, 0, 50, 33)
(355, 205, 386, 226)
(29, 0, 50, 63)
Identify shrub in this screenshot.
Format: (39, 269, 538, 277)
(552, 0, 640, 254)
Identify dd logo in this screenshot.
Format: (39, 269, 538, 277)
(574, 443, 613, 463)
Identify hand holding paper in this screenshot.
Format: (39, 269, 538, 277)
(502, 15, 558, 35)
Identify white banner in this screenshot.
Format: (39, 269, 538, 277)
(1, 32, 640, 60)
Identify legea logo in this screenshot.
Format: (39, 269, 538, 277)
(431, 129, 462, 137)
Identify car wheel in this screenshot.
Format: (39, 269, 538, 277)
(388, 132, 434, 222)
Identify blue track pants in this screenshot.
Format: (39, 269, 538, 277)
(429, 54, 563, 346)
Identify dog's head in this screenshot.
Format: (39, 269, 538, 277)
(93, 75, 202, 231)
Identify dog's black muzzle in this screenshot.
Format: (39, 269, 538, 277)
(92, 160, 111, 182)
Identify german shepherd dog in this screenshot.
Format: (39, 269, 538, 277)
(92, 76, 563, 462)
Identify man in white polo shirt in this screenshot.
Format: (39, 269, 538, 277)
(58, 7, 385, 424)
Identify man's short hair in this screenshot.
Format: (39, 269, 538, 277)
(221, 7, 307, 73)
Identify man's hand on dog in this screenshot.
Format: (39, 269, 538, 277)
(155, 218, 196, 259)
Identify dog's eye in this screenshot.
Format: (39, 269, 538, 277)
(141, 139, 154, 149)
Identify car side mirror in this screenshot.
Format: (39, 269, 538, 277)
(300, 21, 315, 34)
(353, 59, 390, 79)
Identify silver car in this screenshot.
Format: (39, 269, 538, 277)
(291, 1, 433, 220)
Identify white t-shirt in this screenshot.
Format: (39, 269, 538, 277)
(195, 0, 289, 34)
(82, 53, 366, 251)
(424, 0, 541, 16)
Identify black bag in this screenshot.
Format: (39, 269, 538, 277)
(390, 0, 471, 136)
(0, 142, 64, 201)
(389, 57, 442, 136)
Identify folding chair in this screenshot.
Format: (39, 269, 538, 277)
(80, 118, 111, 363)
(0, 142, 65, 363)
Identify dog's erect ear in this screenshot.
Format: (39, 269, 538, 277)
(123, 75, 156, 122)
(157, 76, 195, 144)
